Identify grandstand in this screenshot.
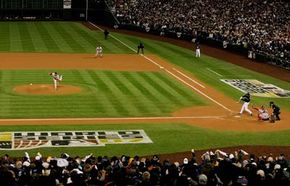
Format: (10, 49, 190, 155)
(106, 0, 290, 69)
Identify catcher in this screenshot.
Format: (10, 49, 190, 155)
(50, 72, 62, 90)
(252, 105, 270, 121)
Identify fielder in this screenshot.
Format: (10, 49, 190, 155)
(95, 46, 103, 57)
(238, 92, 252, 116)
(252, 105, 269, 121)
(50, 72, 62, 90)
(195, 44, 201, 57)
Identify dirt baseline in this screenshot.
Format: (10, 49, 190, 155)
(0, 53, 159, 71)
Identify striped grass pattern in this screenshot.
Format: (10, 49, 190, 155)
(0, 70, 205, 118)
(0, 22, 133, 54)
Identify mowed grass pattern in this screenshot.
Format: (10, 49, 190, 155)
(0, 22, 133, 53)
(0, 70, 205, 118)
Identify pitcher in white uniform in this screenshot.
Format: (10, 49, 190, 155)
(50, 72, 62, 90)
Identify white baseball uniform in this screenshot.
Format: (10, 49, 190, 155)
(51, 72, 62, 90)
(196, 45, 201, 57)
(95, 46, 103, 57)
(239, 93, 252, 115)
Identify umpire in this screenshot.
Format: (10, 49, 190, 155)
(270, 101, 281, 121)
(137, 42, 144, 54)
(104, 29, 109, 40)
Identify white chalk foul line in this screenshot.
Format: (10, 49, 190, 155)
(206, 68, 223, 77)
(89, 22, 164, 69)
(165, 69, 232, 112)
(88, 22, 232, 113)
(89, 22, 138, 53)
(173, 68, 205, 88)
(141, 54, 163, 68)
(0, 116, 224, 122)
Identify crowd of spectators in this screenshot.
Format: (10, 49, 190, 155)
(1, 149, 290, 185)
(107, 0, 290, 65)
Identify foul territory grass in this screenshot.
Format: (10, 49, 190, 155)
(0, 70, 206, 118)
(0, 123, 290, 157)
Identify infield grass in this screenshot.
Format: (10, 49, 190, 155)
(0, 70, 205, 118)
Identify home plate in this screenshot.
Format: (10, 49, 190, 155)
(234, 115, 241, 118)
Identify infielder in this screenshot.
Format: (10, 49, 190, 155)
(238, 92, 252, 116)
(95, 46, 103, 57)
(195, 44, 201, 57)
(50, 72, 62, 90)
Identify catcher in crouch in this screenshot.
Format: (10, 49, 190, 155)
(50, 72, 62, 90)
(252, 105, 270, 121)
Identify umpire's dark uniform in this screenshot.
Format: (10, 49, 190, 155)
(270, 102, 281, 120)
(137, 42, 144, 54)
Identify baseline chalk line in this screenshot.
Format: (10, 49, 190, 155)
(164, 69, 232, 112)
(88, 22, 232, 113)
(173, 68, 205, 88)
(206, 68, 223, 77)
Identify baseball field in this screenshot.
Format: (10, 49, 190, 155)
(0, 21, 290, 158)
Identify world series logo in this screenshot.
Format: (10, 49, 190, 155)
(0, 130, 152, 150)
(221, 79, 290, 98)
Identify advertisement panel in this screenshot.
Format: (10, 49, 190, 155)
(63, 0, 71, 9)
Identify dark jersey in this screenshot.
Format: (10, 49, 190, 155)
(272, 104, 280, 113)
(241, 94, 250, 102)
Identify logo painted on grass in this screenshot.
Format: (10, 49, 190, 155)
(0, 130, 152, 150)
(221, 79, 290, 98)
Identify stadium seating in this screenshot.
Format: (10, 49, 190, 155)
(1, 150, 289, 185)
(108, 0, 290, 68)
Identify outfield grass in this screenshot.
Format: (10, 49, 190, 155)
(0, 123, 290, 157)
(0, 22, 133, 54)
(0, 21, 290, 155)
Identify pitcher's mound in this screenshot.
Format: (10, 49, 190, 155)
(14, 84, 82, 95)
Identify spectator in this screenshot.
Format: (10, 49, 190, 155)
(1, 149, 290, 185)
(108, 0, 290, 66)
